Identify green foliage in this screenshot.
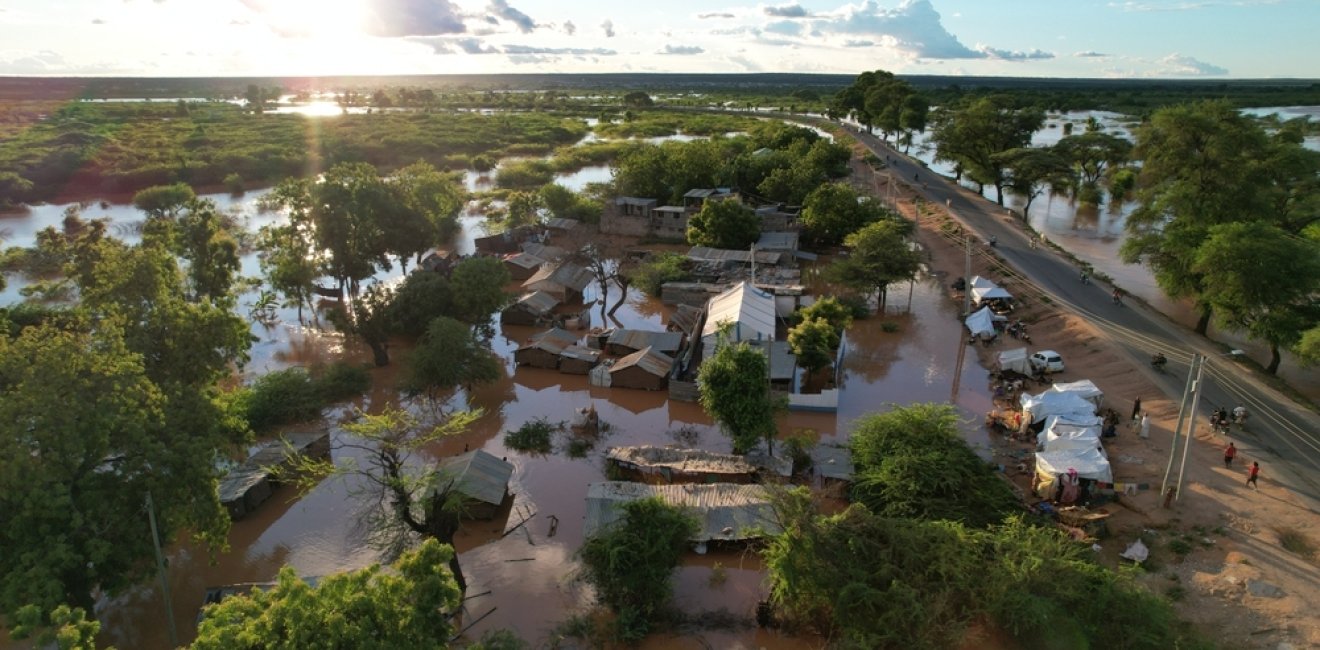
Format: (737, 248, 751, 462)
(994, 147, 1075, 218)
(224, 172, 245, 195)
(191, 538, 462, 649)
(539, 183, 603, 224)
(503, 418, 557, 454)
(879, 321, 901, 333)
(698, 341, 778, 454)
(1299, 325, 1320, 366)
(781, 431, 817, 475)
(849, 404, 1019, 527)
(467, 629, 528, 650)
(239, 362, 370, 431)
(388, 271, 456, 337)
(788, 317, 838, 376)
(831, 69, 930, 145)
(627, 252, 693, 297)
(622, 91, 654, 107)
(1054, 130, 1132, 186)
(829, 219, 922, 310)
(763, 491, 1211, 650)
(578, 497, 699, 644)
(449, 256, 513, 324)
(686, 199, 759, 250)
(930, 95, 1045, 205)
(799, 183, 891, 247)
(8, 604, 102, 650)
(132, 182, 196, 218)
(403, 316, 501, 401)
(496, 159, 555, 189)
(796, 296, 854, 332)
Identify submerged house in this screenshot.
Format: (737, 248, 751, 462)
(605, 446, 760, 484)
(559, 344, 603, 374)
(583, 481, 780, 544)
(701, 281, 776, 348)
(501, 291, 560, 326)
(219, 432, 330, 521)
(522, 262, 594, 303)
(605, 328, 684, 356)
(609, 346, 674, 391)
(434, 449, 514, 520)
(503, 252, 548, 281)
(514, 328, 579, 369)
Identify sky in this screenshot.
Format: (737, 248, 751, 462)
(0, 0, 1316, 78)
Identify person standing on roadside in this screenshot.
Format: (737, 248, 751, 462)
(1223, 442, 1237, 468)
(1247, 461, 1260, 489)
(1131, 397, 1142, 422)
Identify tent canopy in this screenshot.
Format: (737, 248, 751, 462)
(997, 348, 1029, 373)
(1050, 379, 1105, 408)
(1020, 390, 1097, 423)
(964, 306, 997, 337)
(1037, 418, 1103, 452)
(1036, 447, 1113, 484)
(972, 285, 1014, 303)
(968, 276, 998, 291)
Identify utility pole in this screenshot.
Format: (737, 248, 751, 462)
(962, 233, 972, 316)
(1161, 354, 1200, 499)
(1175, 356, 1208, 501)
(145, 492, 179, 648)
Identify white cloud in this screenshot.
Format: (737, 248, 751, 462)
(488, 0, 536, 34)
(978, 45, 1054, 61)
(1153, 52, 1228, 75)
(562, 20, 575, 35)
(811, 0, 981, 59)
(601, 19, 615, 37)
(843, 39, 874, 47)
(660, 44, 705, 55)
(504, 44, 616, 56)
(763, 3, 809, 17)
(0, 50, 133, 74)
(763, 20, 804, 36)
(1108, 0, 1279, 11)
(698, 12, 737, 19)
(1075, 50, 1108, 57)
(360, 0, 466, 37)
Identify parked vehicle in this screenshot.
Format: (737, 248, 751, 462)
(1030, 350, 1065, 373)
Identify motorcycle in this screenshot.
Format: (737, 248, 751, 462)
(1150, 353, 1167, 372)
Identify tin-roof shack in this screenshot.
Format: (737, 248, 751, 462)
(522, 262, 594, 303)
(606, 446, 760, 484)
(559, 344, 603, 374)
(434, 450, 514, 520)
(583, 481, 780, 543)
(605, 329, 684, 356)
(609, 346, 674, 391)
(514, 328, 579, 369)
(687, 246, 785, 267)
(501, 291, 561, 326)
(219, 432, 330, 520)
(503, 252, 548, 281)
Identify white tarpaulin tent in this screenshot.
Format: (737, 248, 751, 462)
(973, 285, 1014, 303)
(1050, 379, 1105, 409)
(1020, 391, 1097, 423)
(997, 348, 1029, 374)
(1035, 447, 1113, 484)
(964, 306, 998, 338)
(1037, 417, 1103, 452)
(1043, 414, 1104, 429)
(968, 276, 998, 292)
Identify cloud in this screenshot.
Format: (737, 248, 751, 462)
(562, 20, 575, 35)
(1153, 53, 1228, 75)
(503, 44, 616, 56)
(91, 18, 107, 24)
(361, 0, 466, 37)
(812, 0, 981, 59)
(698, 12, 736, 18)
(488, 0, 536, 33)
(763, 20, 804, 36)
(601, 19, 614, 37)
(659, 44, 705, 55)
(978, 46, 1054, 60)
(764, 3, 809, 17)
(0, 50, 129, 74)
(1108, 0, 1279, 11)
(1075, 50, 1108, 57)
(843, 39, 874, 47)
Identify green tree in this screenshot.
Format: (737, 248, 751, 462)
(578, 498, 698, 644)
(449, 256, 512, 325)
(1121, 100, 1274, 334)
(930, 96, 1044, 205)
(1299, 325, 1320, 366)
(0, 171, 35, 207)
(625, 252, 692, 297)
(173, 199, 241, 302)
(788, 317, 838, 377)
(256, 220, 319, 323)
(994, 147, 1076, 220)
(393, 161, 465, 259)
(191, 538, 461, 649)
(622, 91, 654, 107)
(698, 341, 778, 454)
(829, 219, 921, 310)
(686, 199, 759, 250)
(333, 283, 394, 366)
(849, 404, 1018, 527)
(386, 271, 455, 337)
(9, 604, 102, 650)
(799, 182, 884, 247)
(1054, 130, 1132, 187)
(403, 316, 501, 401)
(797, 296, 854, 332)
(132, 182, 196, 219)
(1193, 221, 1320, 374)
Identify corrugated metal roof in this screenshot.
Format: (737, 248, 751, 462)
(655, 205, 686, 214)
(606, 446, 759, 476)
(702, 281, 776, 340)
(521, 243, 567, 262)
(583, 481, 781, 542)
(435, 450, 513, 506)
(668, 304, 704, 337)
(701, 338, 796, 381)
(756, 231, 799, 251)
(519, 328, 578, 354)
(608, 329, 683, 353)
(505, 252, 545, 270)
(684, 188, 717, 198)
(523, 262, 594, 293)
(616, 197, 658, 207)
(559, 344, 603, 362)
(545, 217, 580, 231)
(687, 246, 783, 265)
(219, 433, 327, 504)
(509, 291, 560, 316)
(610, 346, 674, 377)
(811, 444, 854, 482)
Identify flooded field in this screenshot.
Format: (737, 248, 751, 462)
(1, 178, 994, 647)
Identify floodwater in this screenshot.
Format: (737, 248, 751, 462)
(2, 164, 999, 649)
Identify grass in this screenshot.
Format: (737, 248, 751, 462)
(708, 562, 728, 588)
(1274, 527, 1316, 560)
(503, 418, 557, 454)
(566, 438, 593, 459)
(880, 321, 901, 333)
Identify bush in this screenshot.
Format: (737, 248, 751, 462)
(627, 252, 693, 297)
(578, 497, 698, 644)
(495, 159, 555, 189)
(313, 361, 370, 402)
(242, 368, 322, 431)
(224, 172, 245, 195)
(504, 418, 556, 454)
(880, 321, 901, 333)
(837, 294, 872, 319)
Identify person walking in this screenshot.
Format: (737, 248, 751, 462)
(1130, 397, 1142, 422)
(1139, 412, 1150, 439)
(1246, 461, 1260, 489)
(1223, 442, 1237, 468)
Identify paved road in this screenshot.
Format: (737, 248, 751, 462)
(845, 127, 1320, 510)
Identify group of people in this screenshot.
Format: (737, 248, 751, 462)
(1004, 320, 1031, 343)
(1210, 405, 1249, 433)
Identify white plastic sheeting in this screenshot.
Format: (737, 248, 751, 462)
(1035, 446, 1114, 484)
(964, 306, 998, 338)
(1037, 418, 1103, 452)
(997, 348, 1029, 373)
(1050, 379, 1105, 409)
(1020, 390, 1098, 423)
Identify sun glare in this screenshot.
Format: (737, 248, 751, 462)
(264, 0, 368, 38)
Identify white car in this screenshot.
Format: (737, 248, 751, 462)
(1030, 350, 1065, 373)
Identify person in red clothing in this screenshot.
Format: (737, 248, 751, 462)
(1247, 461, 1260, 489)
(1223, 442, 1237, 468)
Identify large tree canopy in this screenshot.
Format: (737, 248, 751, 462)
(930, 96, 1044, 205)
(829, 218, 921, 310)
(698, 341, 778, 454)
(686, 199, 760, 250)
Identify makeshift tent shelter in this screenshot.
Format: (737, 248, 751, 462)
(1019, 390, 1098, 424)
(964, 306, 999, 339)
(968, 276, 998, 294)
(997, 348, 1030, 374)
(1050, 379, 1105, 410)
(1034, 447, 1113, 493)
(1037, 416, 1104, 452)
(972, 284, 1014, 304)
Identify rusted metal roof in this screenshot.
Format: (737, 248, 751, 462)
(668, 304, 704, 337)
(434, 450, 513, 506)
(218, 432, 328, 506)
(508, 291, 560, 316)
(521, 243, 567, 262)
(523, 262, 594, 293)
(610, 346, 674, 377)
(559, 344, 603, 363)
(607, 329, 683, 354)
(504, 252, 545, 271)
(518, 328, 578, 355)
(583, 481, 781, 542)
(606, 446, 758, 476)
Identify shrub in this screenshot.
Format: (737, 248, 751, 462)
(504, 418, 556, 454)
(880, 321, 901, 333)
(627, 252, 693, 297)
(224, 172, 245, 195)
(242, 368, 321, 431)
(312, 362, 371, 402)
